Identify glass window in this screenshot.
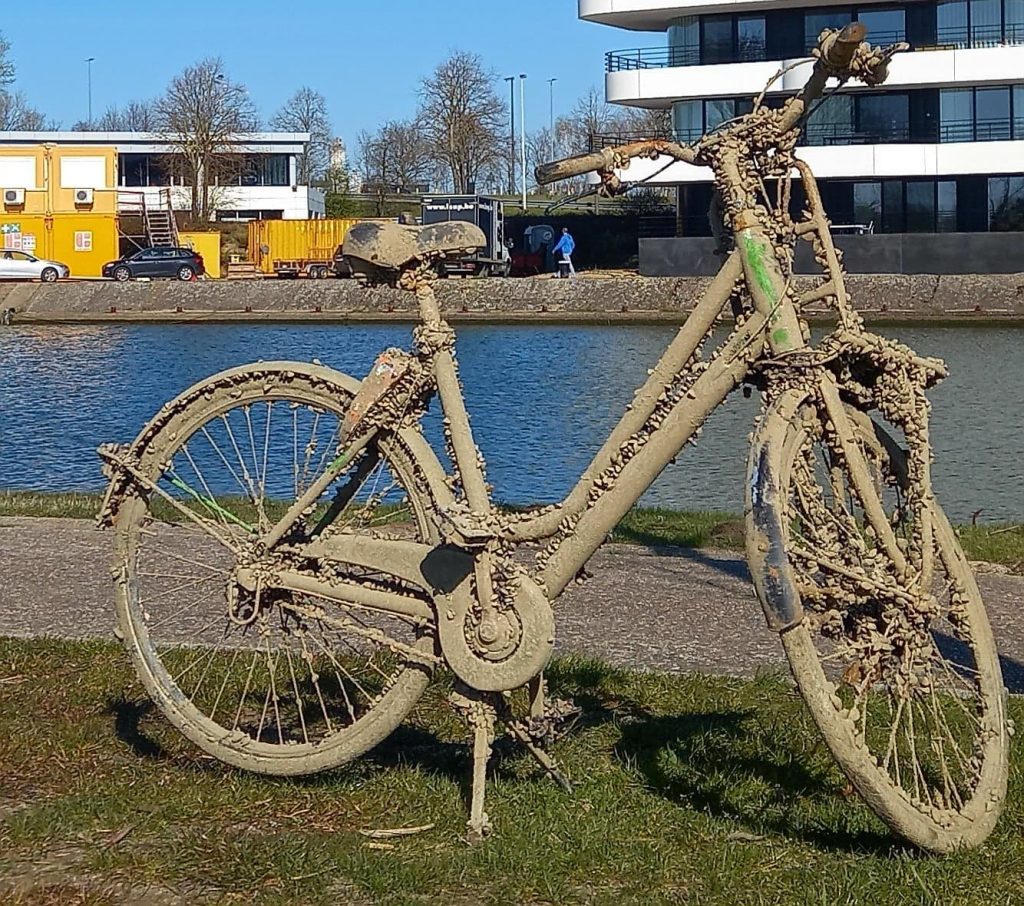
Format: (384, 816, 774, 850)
(883, 180, 905, 232)
(1008, 0, 1024, 40)
(737, 16, 766, 61)
(672, 99, 702, 142)
(804, 9, 852, 51)
(853, 182, 882, 229)
(668, 17, 700, 66)
(940, 88, 975, 141)
(704, 98, 736, 130)
(1014, 84, 1024, 139)
(260, 155, 290, 186)
(936, 0, 968, 45)
(806, 94, 854, 145)
(989, 176, 1024, 229)
(858, 93, 910, 141)
(702, 15, 733, 64)
(975, 87, 1011, 139)
(906, 181, 936, 232)
(970, 0, 1002, 45)
(937, 180, 957, 231)
(857, 7, 906, 42)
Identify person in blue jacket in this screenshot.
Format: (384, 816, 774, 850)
(552, 227, 576, 277)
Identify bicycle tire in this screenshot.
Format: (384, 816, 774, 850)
(747, 387, 1008, 852)
(111, 361, 446, 776)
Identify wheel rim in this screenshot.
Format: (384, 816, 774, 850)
(41, 269, 56, 282)
(765, 394, 1006, 848)
(179, 267, 192, 281)
(116, 268, 129, 281)
(116, 371, 439, 767)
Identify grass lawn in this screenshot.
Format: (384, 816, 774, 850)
(1, 638, 1023, 905)
(4, 490, 1024, 574)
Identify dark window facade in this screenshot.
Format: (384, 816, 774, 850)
(611, 0, 1024, 70)
(677, 175, 1024, 235)
(118, 153, 291, 188)
(670, 85, 1024, 145)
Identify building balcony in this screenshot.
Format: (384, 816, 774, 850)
(585, 132, 1024, 183)
(591, 117, 1024, 149)
(607, 43, 1024, 105)
(605, 25, 1024, 71)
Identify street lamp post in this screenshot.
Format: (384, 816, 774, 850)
(85, 57, 95, 125)
(547, 78, 557, 134)
(504, 76, 516, 196)
(519, 73, 527, 211)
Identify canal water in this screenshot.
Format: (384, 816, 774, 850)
(2, 321, 1023, 522)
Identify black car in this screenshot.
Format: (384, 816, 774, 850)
(103, 247, 205, 282)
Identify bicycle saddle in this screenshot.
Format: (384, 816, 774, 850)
(343, 220, 486, 272)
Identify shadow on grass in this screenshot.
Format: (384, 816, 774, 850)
(106, 697, 166, 760)
(104, 664, 900, 855)
(612, 707, 898, 856)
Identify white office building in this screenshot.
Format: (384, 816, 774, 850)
(0, 131, 325, 221)
(582, 0, 1024, 238)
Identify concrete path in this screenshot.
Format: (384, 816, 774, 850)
(4, 515, 1024, 690)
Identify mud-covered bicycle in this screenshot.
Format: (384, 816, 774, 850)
(98, 24, 1009, 853)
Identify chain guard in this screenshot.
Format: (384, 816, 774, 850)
(435, 570, 555, 692)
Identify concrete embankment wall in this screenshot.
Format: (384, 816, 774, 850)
(3, 273, 1024, 323)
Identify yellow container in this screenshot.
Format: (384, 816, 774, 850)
(179, 231, 221, 279)
(248, 218, 364, 275)
(0, 212, 118, 278)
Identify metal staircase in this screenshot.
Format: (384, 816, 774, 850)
(117, 188, 179, 252)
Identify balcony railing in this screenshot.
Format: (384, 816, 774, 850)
(590, 118, 1022, 152)
(605, 24, 1024, 71)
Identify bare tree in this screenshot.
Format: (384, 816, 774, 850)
(271, 87, 331, 185)
(0, 91, 44, 130)
(98, 101, 155, 131)
(418, 51, 507, 193)
(357, 120, 433, 214)
(0, 33, 14, 87)
(557, 86, 623, 154)
(153, 58, 258, 221)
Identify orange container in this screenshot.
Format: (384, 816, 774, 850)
(247, 219, 366, 275)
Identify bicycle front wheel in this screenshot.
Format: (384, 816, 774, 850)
(747, 387, 1008, 853)
(111, 362, 445, 776)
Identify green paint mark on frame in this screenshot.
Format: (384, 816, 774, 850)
(741, 231, 777, 303)
(771, 328, 790, 346)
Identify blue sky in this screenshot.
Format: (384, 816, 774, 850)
(2, 0, 630, 153)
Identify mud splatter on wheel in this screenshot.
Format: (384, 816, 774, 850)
(748, 387, 1008, 852)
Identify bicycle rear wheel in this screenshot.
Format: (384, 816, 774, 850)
(747, 387, 1008, 852)
(111, 362, 444, 775)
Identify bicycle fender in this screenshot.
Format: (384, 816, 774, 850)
(745, 392, 805, 633)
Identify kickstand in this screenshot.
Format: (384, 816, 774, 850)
(450, 686, 496, 843)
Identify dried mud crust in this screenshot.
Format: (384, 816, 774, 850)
(107, 362, 451, 777)
(750, 393, 1008, 852)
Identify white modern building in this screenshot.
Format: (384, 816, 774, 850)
(581, 0, 1024, 238)
(0, 131, 325, 221)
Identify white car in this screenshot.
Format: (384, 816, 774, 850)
(0, 250, 70, 282)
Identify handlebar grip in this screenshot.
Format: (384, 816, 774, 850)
(822, 21, 867, 69)
(535, 149, 613, 186)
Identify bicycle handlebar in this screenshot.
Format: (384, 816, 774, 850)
(534, 140, 695, 186)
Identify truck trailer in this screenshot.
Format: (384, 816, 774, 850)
(420, 195, 511, 277)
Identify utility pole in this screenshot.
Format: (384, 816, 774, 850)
(85, 57, 95, 125)
(505, 76, 516, 196)
(547, 78, 557, 134)
(519, 73, 527, 211)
